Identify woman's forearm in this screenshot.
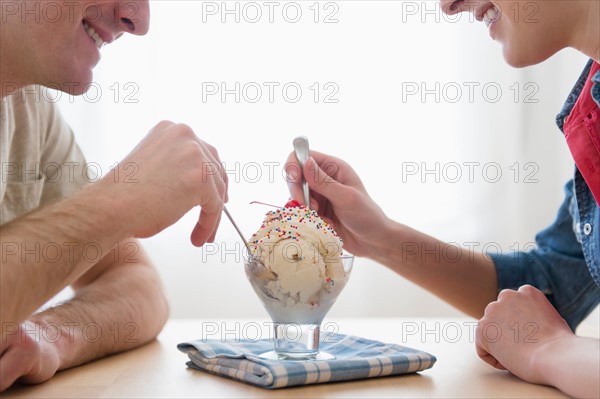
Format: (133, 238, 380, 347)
(533, 335, 600, 398)
(368, 220, 499, 318)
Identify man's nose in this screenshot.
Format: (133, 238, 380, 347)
(116, 0, 150, 36)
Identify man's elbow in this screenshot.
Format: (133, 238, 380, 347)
(154, 286, 170, 336)
(140, 268, 170, 341)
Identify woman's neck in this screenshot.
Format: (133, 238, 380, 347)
(569, 0, 600, 62)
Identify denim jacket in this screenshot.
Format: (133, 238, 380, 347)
(490, 59, 600, 331)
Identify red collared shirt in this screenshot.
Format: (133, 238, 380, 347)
(564, 61, 600, 204)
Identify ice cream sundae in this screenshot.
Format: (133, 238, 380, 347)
(246, 200, 351, 324)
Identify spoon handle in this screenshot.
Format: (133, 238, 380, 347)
(293, 136, 311, 207)
(223, 206, 251, 255)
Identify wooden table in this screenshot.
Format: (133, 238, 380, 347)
(4, 317, 591, 398)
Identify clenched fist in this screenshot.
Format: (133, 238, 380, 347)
(0, 321, 60, 392)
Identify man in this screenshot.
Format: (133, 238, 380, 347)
(287, 0, 599, 397)
(0, 0, 227, 391)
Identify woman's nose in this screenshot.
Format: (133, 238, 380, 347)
(440, 0, 468, 16)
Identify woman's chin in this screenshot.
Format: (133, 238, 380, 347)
(502, 44, 557, 68)
(503, 53, 533, 68)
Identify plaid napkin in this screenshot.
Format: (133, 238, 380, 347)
(177, 333, 436, 389)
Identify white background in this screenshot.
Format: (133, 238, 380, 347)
(56, 1, 597, 323)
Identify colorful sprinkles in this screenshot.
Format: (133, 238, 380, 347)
(249, 205, 343, 248)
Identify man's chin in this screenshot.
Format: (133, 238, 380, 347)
(53, 73, 95, 96)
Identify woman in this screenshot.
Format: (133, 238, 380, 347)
(287, 1, 599, 397)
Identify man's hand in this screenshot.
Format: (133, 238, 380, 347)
(285, 150, 390, 257)
(476, 285, 574, 384)
(0, 321, 60, 391)
(1, 121, 216, 344)
(101, 121, 228, 247)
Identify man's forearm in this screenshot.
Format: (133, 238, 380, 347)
(28, 253, 168, 369)
(369, 220, 499, 318)
(0, 179, 132, 327)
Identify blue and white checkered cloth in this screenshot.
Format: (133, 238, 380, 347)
(177, 333, 436, 389)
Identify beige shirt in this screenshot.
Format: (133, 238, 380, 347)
(0, 86, 89, 225)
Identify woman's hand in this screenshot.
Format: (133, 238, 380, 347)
(476, 285, 573, 384)
(285, 150, 390, 257)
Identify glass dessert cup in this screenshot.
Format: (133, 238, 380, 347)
(245, 253, 354, 361)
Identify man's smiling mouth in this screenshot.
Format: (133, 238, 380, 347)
(83, 21, 105, 49)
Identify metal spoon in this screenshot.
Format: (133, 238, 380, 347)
(293, 136, 311, 207)
(222, 206, 277, 290)
(222, 206, 252, 257)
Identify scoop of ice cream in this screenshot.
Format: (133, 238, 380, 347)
(247, 204, 345, 306)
